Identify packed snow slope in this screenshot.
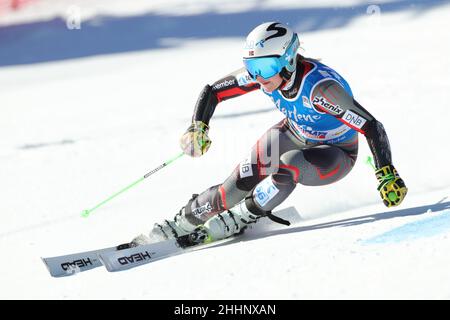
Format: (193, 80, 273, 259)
(0, 0, 449, 299)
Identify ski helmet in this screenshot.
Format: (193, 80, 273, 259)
(243, 22, 299, 80)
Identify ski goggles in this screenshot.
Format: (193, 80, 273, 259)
(243, 34, 299, 80)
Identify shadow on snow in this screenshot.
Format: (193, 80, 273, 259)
(204, 197, 450, 249)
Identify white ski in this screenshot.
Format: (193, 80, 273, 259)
(99, 239, 182, 272)
(99, 206, 300, 272)
(42, 207, 300, 276)
(99, 234, 238, 272)
(42, 246, 116, 277)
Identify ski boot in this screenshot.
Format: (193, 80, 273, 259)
(151, 200, 260, 247)
(119, 200, 259, 249)
(121, 205, 198, 248)
(202, 200, 260, 241)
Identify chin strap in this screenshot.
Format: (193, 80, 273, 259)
(278, 54, 302, 91)
(278, 68, 296, 91)
(277, 79, 288, 90)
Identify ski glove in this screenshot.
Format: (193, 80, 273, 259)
(180, 121, 211, 157)
(375, 164, 408, 207)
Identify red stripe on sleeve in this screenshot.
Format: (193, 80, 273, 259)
(216, 87, 257, 102)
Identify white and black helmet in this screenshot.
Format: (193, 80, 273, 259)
(243, 22, 299, 80)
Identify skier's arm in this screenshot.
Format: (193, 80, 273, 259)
(311, 80, 391, 167)
(180, 69, 260, 157)
(311, 80, 407, 207)
(192, 68, 260, 125)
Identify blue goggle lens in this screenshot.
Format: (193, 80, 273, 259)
(244, 56, 283, 80)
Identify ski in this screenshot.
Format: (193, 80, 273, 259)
(99, 239, 183, 272)
(99, 232, 237, 272)
(99, 206, 300, 272)
(42, 246, 116, 277)
(42, 206, 300, 276)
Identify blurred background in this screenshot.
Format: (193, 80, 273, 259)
(1, 0, 448, 66)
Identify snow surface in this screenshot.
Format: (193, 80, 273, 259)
(0, 0, 449, 299)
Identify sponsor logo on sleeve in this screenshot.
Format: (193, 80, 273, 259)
(312, 96, 344, 115)
(239, 157, 253, 178)
(212, 79, 235, 90)
(237, 72, 253, 86)
(342, 110, 367, 129)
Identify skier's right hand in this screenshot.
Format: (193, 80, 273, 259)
(375, 164, 408, 207)
(180, 121, 211, 157)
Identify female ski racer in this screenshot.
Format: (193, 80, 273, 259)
(131, 21, 407, 246)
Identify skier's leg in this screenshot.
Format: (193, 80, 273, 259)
(139, 119, 294, 243)
(185, 119, 338, 240)
(287, 136, 358, 186)
(182, 119, 300, 223)
(137, 123, 358, 244)
(246, 134, 359, 215)
(149, 123, 358, 242)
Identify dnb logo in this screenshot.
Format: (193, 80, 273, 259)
(343, 110, 366, 129)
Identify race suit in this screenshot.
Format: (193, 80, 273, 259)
(182, 55, 392, 224)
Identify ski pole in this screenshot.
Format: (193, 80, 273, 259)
(366, 156, 376, 170)
(81, 152, 184, 218)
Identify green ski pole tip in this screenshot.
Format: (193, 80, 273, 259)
(388, 192, 398, 202)
(81, 210, 90, 218)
